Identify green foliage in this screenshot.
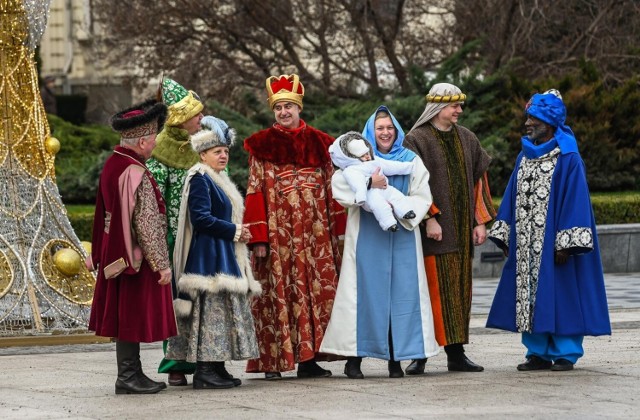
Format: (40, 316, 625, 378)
(434, 39, 484, 87)
(591, 193, 640, 224)
(68, 212, 94, 242)
(50, 114, 120, 204)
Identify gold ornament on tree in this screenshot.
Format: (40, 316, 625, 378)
(53, 248, 82, 276)
(45, 136, 60, 155)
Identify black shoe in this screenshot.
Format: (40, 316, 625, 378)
(344, 357, 364, 379)
(405, 358, 427, 375)
(447, 354, 484, 372)
(264, 372, 282, 380)
(388, 360, 404, 378)
(403, 211, 416, 219)
(213, 362, 242, 386)
(297, 360, 332, 378)
(551, 359, 574, 371)
(388, 224, 398, 232)
(193, 362, 235, 389)
(517, 355, 552, 371)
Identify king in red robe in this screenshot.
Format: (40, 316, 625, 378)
(243, 74, 345, 378)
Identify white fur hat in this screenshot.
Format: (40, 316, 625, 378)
(347, 138, 370, 157)
(190, 115, 236, 153)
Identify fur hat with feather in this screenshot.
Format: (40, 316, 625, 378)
(190, 115, 236, 153)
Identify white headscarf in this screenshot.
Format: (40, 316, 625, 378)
(410, 83, 466, 131)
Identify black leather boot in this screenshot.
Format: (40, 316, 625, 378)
(132, 344, 167, 389)
(115, 341, 165, 395)
(193, 362, 235, 389)
(405, 358, 427, 375)
(344, 357, 364, 379)
(445, 344, 484, 372)
(297, 359, 332, 378)
(388, 360, 404, 378)
(213, 362, 241, 386)
(388, 329, 403, 378)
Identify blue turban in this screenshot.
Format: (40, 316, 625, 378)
(526, 93, 565, 127)
(525, 92, 578, 154)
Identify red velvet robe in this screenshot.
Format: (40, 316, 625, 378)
(243, 121, 346, 372)
(89, 146, 177, 343)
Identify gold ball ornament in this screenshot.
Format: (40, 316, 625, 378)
(80, 241, 92, 255)
(45, 137, 61, 155)
(53, 248, 82, 276)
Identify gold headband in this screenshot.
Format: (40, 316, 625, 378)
(426, 93, 467, 103)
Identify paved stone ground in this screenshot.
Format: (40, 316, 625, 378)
(472, 272, 640, 315)
(1, 273, 638, 419)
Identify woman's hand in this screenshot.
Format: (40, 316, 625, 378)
(370, 167, 387, 189)
(425, 218, 442, 241)
(239, 224, 252, 243)
(473, 224, 487, 246)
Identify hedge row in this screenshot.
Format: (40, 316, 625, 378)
(68, 195, 640, 242)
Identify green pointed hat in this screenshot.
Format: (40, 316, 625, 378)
(161, 78, 204, 126)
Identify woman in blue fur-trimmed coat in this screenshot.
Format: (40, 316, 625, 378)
(166, 116, 261, 389)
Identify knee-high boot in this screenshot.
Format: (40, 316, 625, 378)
(115, 341, 165, 395)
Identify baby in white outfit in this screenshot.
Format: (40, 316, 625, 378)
(330, 131, 416, 232)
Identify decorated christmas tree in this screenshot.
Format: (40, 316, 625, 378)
(0, 0, 94, 335)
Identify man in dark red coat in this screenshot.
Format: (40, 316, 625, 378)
(88, 99, 177, 394)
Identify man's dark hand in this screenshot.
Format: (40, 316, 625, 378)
(555, 249, 569, 264)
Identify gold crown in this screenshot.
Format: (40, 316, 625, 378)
(266, 74, 304, 110)
(165, 91, 204, 126)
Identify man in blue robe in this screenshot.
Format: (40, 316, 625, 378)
(486, 90, 611, 371)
